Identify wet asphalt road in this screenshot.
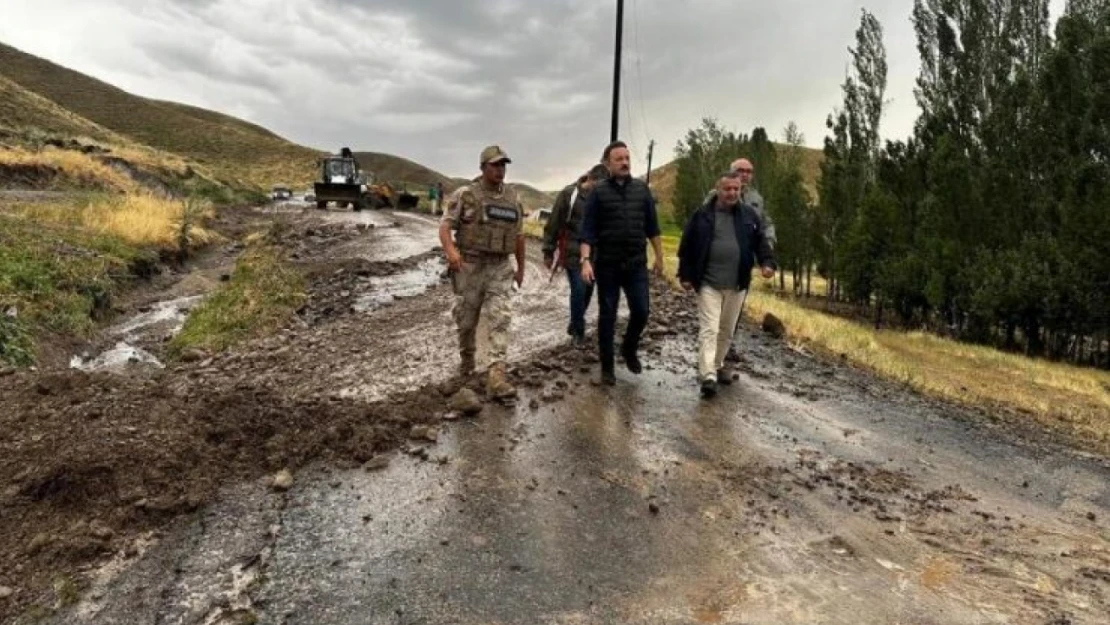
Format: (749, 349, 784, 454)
(45, 207, 1110, 625)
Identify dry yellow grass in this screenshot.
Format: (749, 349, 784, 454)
(743, 289, 1110, 448)
(0, 146, 142, 193)
(9, 194, 217, 250)
(655, 234, 1110, 448)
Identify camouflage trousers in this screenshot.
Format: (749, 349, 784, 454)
(451, 256, 513, 365)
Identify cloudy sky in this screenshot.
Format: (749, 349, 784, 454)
(0, 0, 1065, 189)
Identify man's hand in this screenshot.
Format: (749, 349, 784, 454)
(515, 264, 525, 287)
(760, 266, 775, 280)
(543, 254, 554, 270)
(581, 260, 595, 284)
(652, 255, 666, 279)
(445, 246, 463, 272)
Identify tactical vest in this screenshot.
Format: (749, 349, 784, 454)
(592, 177, 650, 266)
(456, 183, 522, 256)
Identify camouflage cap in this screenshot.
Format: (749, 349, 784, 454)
(480, 145, 511, 165)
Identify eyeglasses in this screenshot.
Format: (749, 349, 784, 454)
(735, 168, 753, 173)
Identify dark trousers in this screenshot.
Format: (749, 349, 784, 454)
(566, 265, 595, 338)
(595, 263, 650, 371)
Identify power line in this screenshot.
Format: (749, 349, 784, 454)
(630, 0, 651, 142)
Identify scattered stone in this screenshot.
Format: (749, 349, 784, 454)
(1087, 512, 1097, 522)
(88, 521, 114, 540)
(28, 533, 53, 553)
(364, 456, 391, 471)
(0, 586, 13, 599)
(449, 388, 483, 415)
(761, 313, 786, 339)
(442, 411, 462, 421)
(648, 502, 661, 515)
(409, 425, 438, 442)
(180, 348, 207, 363)
(271, 469, 294, 491)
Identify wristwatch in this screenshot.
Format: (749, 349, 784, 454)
(580, 257, 591, 264)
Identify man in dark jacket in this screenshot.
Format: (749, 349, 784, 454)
(678, 171, 776, 398)
(543, 164, 608, 345)
(580, 141, 666, 385)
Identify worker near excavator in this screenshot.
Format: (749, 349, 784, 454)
(438, 146, 526, 399)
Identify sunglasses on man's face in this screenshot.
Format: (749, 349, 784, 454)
(736, 168, 753, 173)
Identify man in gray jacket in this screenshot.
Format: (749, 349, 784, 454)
(704, 158, 776, 248)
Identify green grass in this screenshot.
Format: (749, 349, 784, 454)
(170, 244, 305, 356)
(0, 214, 152, 366)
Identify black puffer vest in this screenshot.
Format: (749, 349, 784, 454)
(592, 177, 650, 267)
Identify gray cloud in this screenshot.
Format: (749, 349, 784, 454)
(0, 0, 1069, 189)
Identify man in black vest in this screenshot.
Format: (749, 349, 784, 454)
(580, 141, 665, 385)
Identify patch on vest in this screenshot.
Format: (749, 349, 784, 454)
(484, 204, 519, 222)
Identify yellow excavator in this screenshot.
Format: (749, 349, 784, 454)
(313, 148, 418, 211)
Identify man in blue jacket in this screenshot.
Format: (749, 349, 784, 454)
(678, 171, 776, 398)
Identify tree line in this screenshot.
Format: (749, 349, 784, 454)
(671, 0, 1109, 368)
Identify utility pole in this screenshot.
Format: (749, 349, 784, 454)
(645, 139, 655, 185)
(610, 0, 624, 143)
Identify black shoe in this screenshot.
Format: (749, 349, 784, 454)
(621, 345, 643, 374)
(716, 368, 733, 385)
(601, 369, 617, 386)
(566, 323, 574, 336)
(700, 379, 718, 398)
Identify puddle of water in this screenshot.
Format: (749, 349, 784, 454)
(353, 258, 445, 312)
(114, 295, 203, 337)
(71, 341, 164, 371)
(71, 295, 204, 372)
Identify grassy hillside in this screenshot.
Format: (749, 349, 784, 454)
(0, 41, 559, 213)
(511, 183, 556, 214)
(0, 41, 321, 189)
(647, 144, 824, 219)
(352, 151, 456, 189)
(0, 74, 123, 146)
(352, 151, 553, 213)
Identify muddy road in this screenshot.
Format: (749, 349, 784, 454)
(2, 205, 1108, 625)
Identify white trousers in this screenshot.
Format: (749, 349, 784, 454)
(697, 285, 748, 381)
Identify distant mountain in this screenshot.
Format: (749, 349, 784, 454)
(0, 41, 321, 188)
(2, 39, 573, 212)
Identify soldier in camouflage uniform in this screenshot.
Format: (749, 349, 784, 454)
(438, 146, 526, 399)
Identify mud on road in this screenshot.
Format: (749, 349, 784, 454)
(1, 205, 1109, 624)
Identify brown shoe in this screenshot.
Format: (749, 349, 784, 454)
(486, 362, 517, 399)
